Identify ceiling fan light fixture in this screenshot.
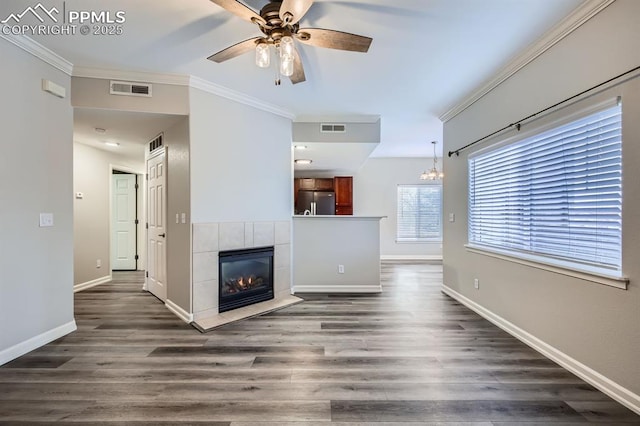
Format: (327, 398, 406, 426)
(280, 35, 294, 58)
(280, 53, 294, 77)
(295, 159, 312, 165)
(255, 42, 270, 68)
(208, 0, 372, 85)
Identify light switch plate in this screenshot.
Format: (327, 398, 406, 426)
(449, 213, 455, 223)
(181, 213, 186, 224)
(39, 213, 54, 227)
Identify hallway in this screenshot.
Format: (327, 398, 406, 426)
(0, 263, 637, 424)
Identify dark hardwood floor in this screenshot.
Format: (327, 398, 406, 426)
(1, 262, 638, 424)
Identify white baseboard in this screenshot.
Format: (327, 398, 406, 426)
(442, 284, 640, 416)
(381, 255, 442, 261)
(165, 299, 194, 324)
(293, 285, 382, 293)
(0, 320, 77, 366)
(73, 275, 112, 293)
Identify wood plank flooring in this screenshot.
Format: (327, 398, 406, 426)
(1, 262, 638, 424)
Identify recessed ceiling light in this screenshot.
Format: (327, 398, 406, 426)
(104, 141, 120, 147)
(94, 127, 106, 133)
(294, 145, 307, 150)
(295, 159, 312, 165)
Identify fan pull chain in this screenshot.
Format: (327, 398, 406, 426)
(274, 44, 281, 86)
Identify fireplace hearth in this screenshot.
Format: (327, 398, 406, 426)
(218, 246, 274, 313)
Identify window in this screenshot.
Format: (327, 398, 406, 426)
(468, 103, 622, 275)
(397, 185, 442, 242)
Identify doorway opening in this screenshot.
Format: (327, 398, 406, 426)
(111, 170, 139, 271)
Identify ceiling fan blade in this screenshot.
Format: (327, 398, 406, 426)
(207, 37, 262, 63)
(209, 0, 265, 25)
(290, 46, 306, 84)
(296, 28, 372, 52)
(279, 0, 313, 25)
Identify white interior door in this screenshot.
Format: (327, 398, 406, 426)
(146, 151, 167, 301)
(111, 173, 137, 270)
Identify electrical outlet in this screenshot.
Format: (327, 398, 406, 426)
(474, 278, 479, 289)
(97, 259, 102, 268)
(175, 213, 179, 224)
(338, 264, 345, 274)
(39, 213, 54, 227)
(181, 213, 186, 224)
(449, 213, 455, 222)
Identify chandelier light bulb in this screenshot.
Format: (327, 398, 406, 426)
(280, 54, 294, 77)
(280, 36, 294, 58)
(255, 42, 270, 68)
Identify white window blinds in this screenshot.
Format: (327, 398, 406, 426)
(397, 185, 442, 242)
(468, 103, 622, 272)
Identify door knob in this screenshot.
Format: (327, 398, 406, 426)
(158, 233, 166, 238)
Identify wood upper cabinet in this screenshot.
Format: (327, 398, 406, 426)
(315, 178, 334, 191)
(299, 178, 316, 189)
(295, 178, 334, 191)
(334, 176, 353, 215)
(294, 178, 333, 192)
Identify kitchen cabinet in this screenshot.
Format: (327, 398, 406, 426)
(299, 178, 316, 189)
(334, 176, 353, 215)
(315, 178, 334, 190)
(296, 178, 334, 191)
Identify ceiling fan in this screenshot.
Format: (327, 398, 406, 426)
(207, 0, 373, 85)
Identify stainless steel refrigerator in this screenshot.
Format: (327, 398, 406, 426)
(296, 190, 336, 215)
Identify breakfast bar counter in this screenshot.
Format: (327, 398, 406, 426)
(292, 215, 386, 293)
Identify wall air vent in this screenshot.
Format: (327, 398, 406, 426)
(320, 123, 346, 133)
(149, 134, 163, 153)
(110, 80, 152, 97)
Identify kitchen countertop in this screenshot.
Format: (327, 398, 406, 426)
(293, 215, 386, 220)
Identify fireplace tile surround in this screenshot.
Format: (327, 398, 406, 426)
(192, 220, 299, 330)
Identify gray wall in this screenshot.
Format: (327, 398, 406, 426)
(0, 39, 74, 363)
(189, 87, 292, 223)
(165, 117, 191, 311)
(73, 143, 145, 285)
(353, 158, 442, 259)
(443, 0, 640, 398)
(293, 217, 381, 292)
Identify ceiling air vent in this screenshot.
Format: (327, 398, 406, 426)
(320, 123, 346, 133)
(149, 134, 163, 153)
(110, 80, 152, 97)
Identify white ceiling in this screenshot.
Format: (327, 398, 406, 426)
(294, 142, 379, 174)
(2, 0, 585, 161)
(74, 108, 185, 159)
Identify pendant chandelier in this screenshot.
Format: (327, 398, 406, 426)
(420, 140, 444, 181)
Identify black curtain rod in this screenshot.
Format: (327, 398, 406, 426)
(447, 65, 640, 158)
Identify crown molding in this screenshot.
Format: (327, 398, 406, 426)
(0, 34, 73, 75)
(72, 66, 191, 85)
(439, 0, 617, 123)
(189, 75, 296, 120)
